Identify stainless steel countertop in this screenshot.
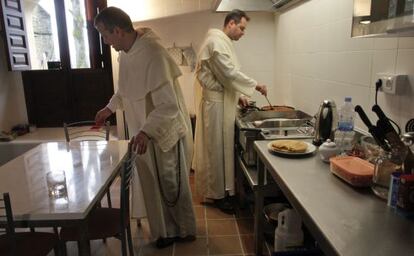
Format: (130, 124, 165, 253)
(254, 140, 414, 256)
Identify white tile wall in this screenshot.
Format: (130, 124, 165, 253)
(274, 0, 414, 133)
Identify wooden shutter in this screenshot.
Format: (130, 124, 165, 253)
(0, 0, 30, 71)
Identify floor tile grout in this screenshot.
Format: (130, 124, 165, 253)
(204, 204, 210, 256)
(233, 209, 245, 256)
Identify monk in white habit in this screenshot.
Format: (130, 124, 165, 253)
(193, 9, 267, 213)
(94, 7, 196, 248)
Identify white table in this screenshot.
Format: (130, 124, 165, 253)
(0, 140, 129, 256)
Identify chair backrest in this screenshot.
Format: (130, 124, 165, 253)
(63, 120, 110, 142)
(0, 193, 17, 252)
(0, 193, 14, 236)
(120, 143, 134, 225)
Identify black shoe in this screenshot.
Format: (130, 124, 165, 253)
(155, 237, 176, 249)
(176, 235, 196, 243)
(214, 197, 235, 214)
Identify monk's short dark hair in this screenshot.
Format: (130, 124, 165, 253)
(224, 9, 250, 26)
(94, 7, 134, 33)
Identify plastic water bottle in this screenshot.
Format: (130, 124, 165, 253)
(334, 97, 355, 154)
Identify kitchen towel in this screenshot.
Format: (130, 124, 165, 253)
(183, 46, 197, 71)
(167, 46, 183, 65)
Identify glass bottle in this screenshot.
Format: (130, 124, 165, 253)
(371, 149, 403, 200)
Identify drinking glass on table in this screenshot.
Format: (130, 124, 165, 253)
(46, 170, 68, 199)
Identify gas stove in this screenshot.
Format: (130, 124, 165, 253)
(235, 109, 314, 166)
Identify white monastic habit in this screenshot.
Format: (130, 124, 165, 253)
(193, 29, 257, 199)
(106, 28, 196, 239)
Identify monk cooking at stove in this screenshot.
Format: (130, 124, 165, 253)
(193, 9, 267, 213)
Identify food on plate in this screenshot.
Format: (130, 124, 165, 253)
(271, 140, 308, 153)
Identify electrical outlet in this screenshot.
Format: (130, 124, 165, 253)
(377, 73, 407, 94)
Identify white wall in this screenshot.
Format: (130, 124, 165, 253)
(110, 10, 275, 115)
(0, 40, 28, 132)
(273, 0, 414, 132)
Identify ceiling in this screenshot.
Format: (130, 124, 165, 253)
(108, 0, 216, 22)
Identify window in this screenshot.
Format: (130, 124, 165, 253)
(26, 0, 61, 69)
(64, 0, 90, 69)
(1, 0, 114, 126)
(1, 0, 105, 71)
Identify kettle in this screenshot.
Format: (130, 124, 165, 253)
(313, 100, 338, 146)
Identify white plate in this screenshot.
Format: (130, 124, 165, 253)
(267, 141, 316, 156)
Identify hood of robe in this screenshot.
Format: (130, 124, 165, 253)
(197, 29, 239, 68)
(116, 27, 182, 101)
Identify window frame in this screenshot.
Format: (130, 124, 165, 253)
(0, 0, 109, 71)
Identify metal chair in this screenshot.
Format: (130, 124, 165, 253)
(59, 143, 135, 256)
(63, 120, 113, 208)
(0, 193, 60, 256)
(63, 120, 110, 142)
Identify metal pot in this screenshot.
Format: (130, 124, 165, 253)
(260, 105, 295, 112)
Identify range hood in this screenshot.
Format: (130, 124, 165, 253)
(213, 0, 307, 12)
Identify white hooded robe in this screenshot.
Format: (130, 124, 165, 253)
(106, 28, 196, 238)
(193, 29, 257, 199)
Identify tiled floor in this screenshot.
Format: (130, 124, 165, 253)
(57, 173, 272, 255)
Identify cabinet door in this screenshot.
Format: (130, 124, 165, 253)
(22, 68, 114, 127)
(0, 0, 31, 70)
(22, 70, 71, 126)
(70, 69, 115, 123)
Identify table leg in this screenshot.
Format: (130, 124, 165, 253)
(77, 221, 91, 256)
(254, 160, 265, 255)
(235, 158, 246, 212)
(254, 188, 264, 255)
